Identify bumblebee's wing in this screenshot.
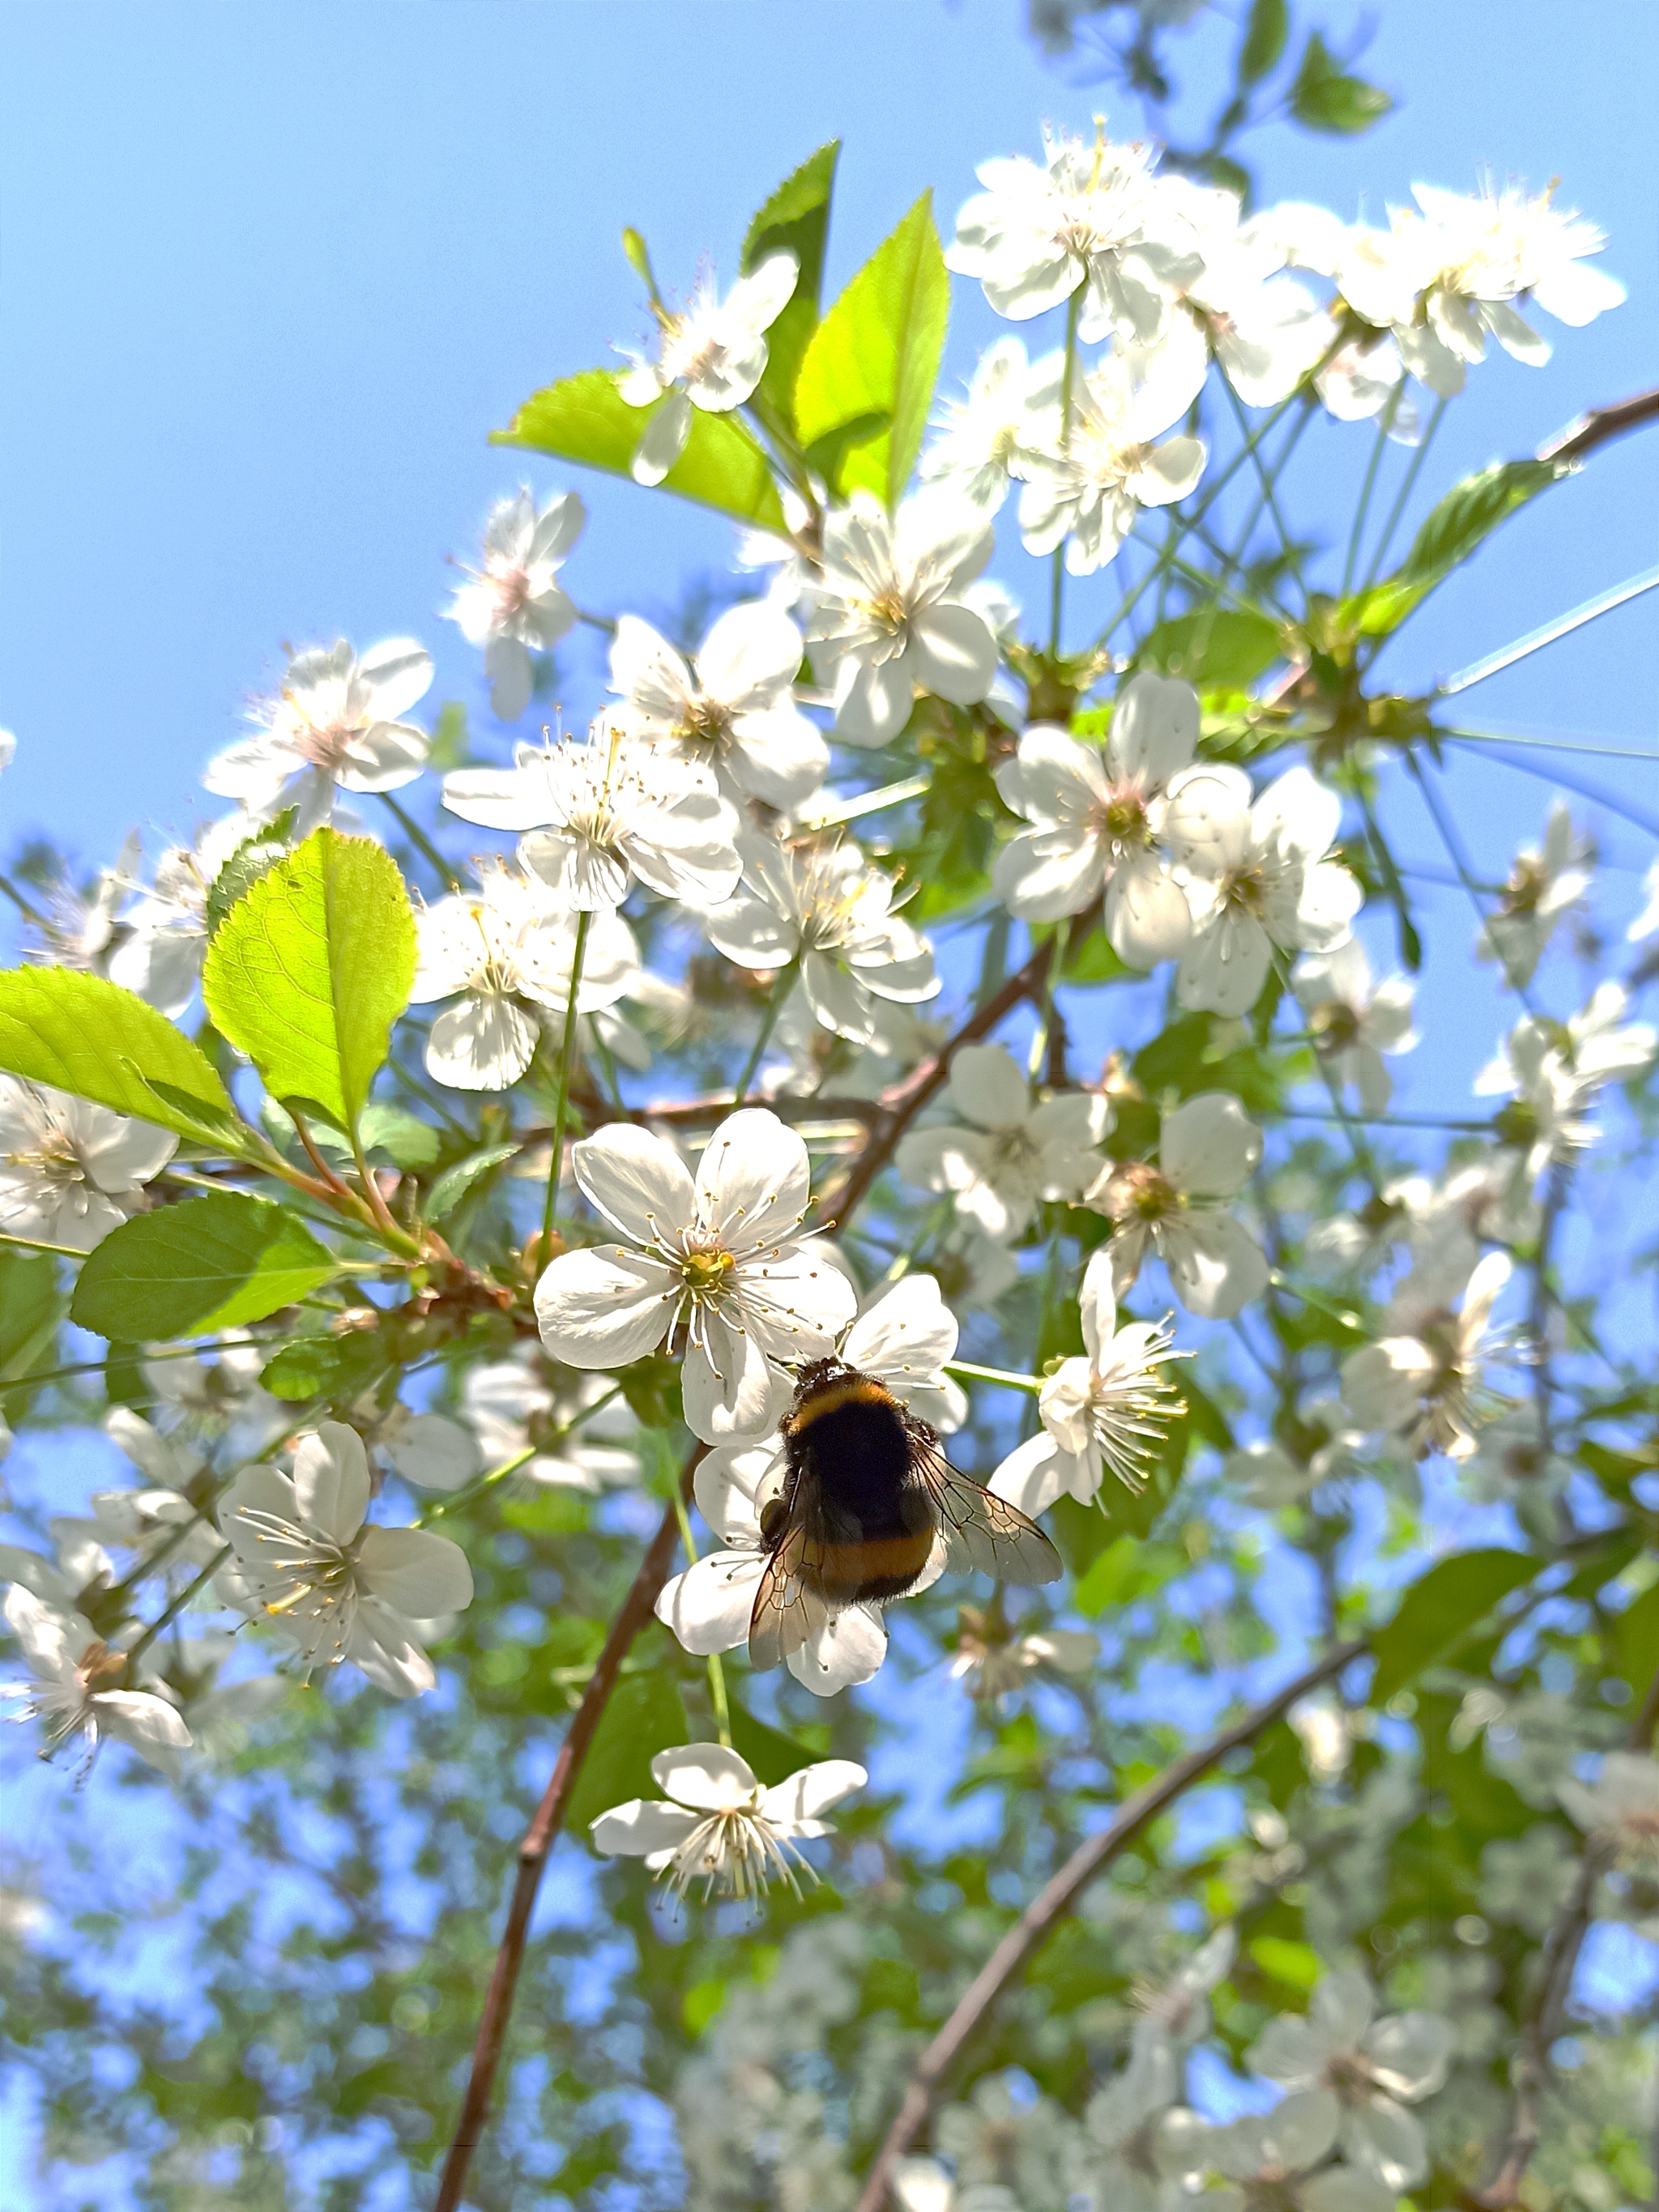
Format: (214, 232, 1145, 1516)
(748, 1522, 837, 1672)
(910, 1432, 1063, 1586)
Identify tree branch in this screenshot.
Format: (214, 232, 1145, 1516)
(1537, 383, 1659, 467)
(853, 1638, 1367, 2212)
(433, 1443, 704, 2212)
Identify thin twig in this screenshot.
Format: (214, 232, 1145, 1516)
(853, 1639, 1367, 2212)
(433, 1443, 703, 2212)
(1536, 383, 1659, 466)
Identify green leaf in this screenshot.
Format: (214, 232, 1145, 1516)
(1369, 1549, 1537, 1704)
(1249, 1936, 1321, 1991)
(0, 967, 243, 1149)
(1239, 0, 1289, 83)
(260, 1330, 389, 1404)
(203, 829, 416, 1133)
(793, 191, 949, 507)
(1289, 33, 1392, 133)
(726, 1698, 821, 1787)
(1136, 607, 1284, 690)
(424, 1143, 517, 1222)
(741, 140, 839, 428)
(357, 1102, 441, 1170)
(1074, 1536, 1186, 1618)
(1345, 459, 1562, 639)
(204, 808, 296, 936)
(69, 1192, 338, 1340)
(0, 1247, 65, 1421)
(492, 369, 786, 531)
(1614, 1581, 1659, 1704)
(569, 1664, 689, 1840)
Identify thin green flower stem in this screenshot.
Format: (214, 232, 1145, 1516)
(1437, 564, 1659, 697)
(122, 1545, 232, 1670)
(542, 907, 593, 1247)
(0, 1227, 104, 1260)
(733, 956, 799, 1103)
(1340, 383, 1403, 599)
(1358, 394, 1448, 599)
(1438, 725, 1659, 765)
(1050, 284, 1084, 654)
(4, 1336, 275, 1394)
(945, 1361, 1043, 1396)
(1127, 534, 1269, 620)
(1098, 548, 1166, 650)
(377, 790, 463, 893)
(415, 1385, 628, 1526)
(796, 774, 932, 831)
(1280, 1106, 1495, 1132)
(1213, 400, 1317, 599)
(1265, 1272, 1367, 1338)
(1179, 514, 1294, 619)
(1405, 748, 1541, 1016)
(388, 1051, 471, 1136)
(1272, 952, 1380, 1200)
(1221, 377, 1304, 603)
(0, 871, 49, 928)
(671, 1482, 731, 1749)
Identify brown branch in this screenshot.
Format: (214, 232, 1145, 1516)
(1536, 383, 1659, 467)
(1476, 1660, 1658, 2209)
(853, 1638, 1367, 2212)
(816, 934, 1065, 1236)
(433, 1443, 704, 2212)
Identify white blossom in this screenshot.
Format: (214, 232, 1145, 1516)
(534, 1109, 856, 1445)
(1085, 1089, 1269, 1319)
(441, 724, 741, 910)
(896, 1043, 1111, 1242)
(945, 121, 1198, 344)
(992, 1247, 1181, 1514)
(107, 813, 255, 1016)
(1294, 941, 1417, 1116)
(1315, 333, 1420, 443)
(1627, 857, 1659, 944)
(204, 638, 432, 837)
(1475, 800, 1591, 984)
(1341, 1249, 1511, 1461)
(446, 488, 585, 721)
(709, 831, 939, 1045)
(1017, 349, 1206, 575)
(217, 1422, 474, 1698)
(1166, 764, 1360, 1016)
(28, 833, 138, 976)
(806, 492, 1000, 746)
(949, 1613, 1096, 1702)
(1152, 177, 1333, 407)
(1250, 1968, 1455, 2194)
(992, 671, 1197, 967)
(1558, 1751, 1659, 1876)
(1476, 983, 1656, 1178)
(919, 336, 1064, 513)
(618, 252, 800, 484)
(0, 1079, 176, 1252)
(608, 599, 825, 811)
(409, 862, 639, 1089)
(1073, 2023, 1209, 2212)
(590, 1741, 865, 1901)
(1204, 2089, 1392, 2212)
(2, 1583, 191, 1780)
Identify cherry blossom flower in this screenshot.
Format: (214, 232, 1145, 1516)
(805, 492, 1000, 746)
(992, 1247, 1182, 1514)
(461, 1355, 640, 1491)
(1085, 1089, 1269, 1319)
(919, 336, 1064, 512)
(655, 1274, 963, 1690)
(1017, 350, 1206, 575)
(1250, 1969, 1455, 2194)
(106, 813, 257, 1017)
(618, 251, 800, 484)
(27, 833, 137, 976)
(217, 1422, 474, 1698)
(607, 599, 825, 811)
(1341, 1250, 1511, 1461)
(948, 1609, 1096, 1702)
(1476, 984, 1656, 1178)
(0, 1079, 176, 1252)
(1475, 801, 1592, 984)
(589, 1741, 865, 1901)
(1149, 177, 1333, 408)
(446, 488, 585, 721)
(1204, 2090, 1392, 2212)
(204, 638, 433, 837)
(895, 1043, 1111, 1241)
(409, 862, 639, 1089)
(1315, 334, 1420, 443)
(945, 121, 1198, 344)
(1166, 764, 1360, 1017)
(534, 1109, 857, 1444)
(441, 725, 741, 910)
(1073, 2023, 1209, 2212)
(708, 832, 939, 1045)
(890, 2159, 1017, 2212)
(1294, 941, 1418, 1115)
(1225, 1401, 1364, 1507)
(1627, 857, 1659, 944)
(1558, 1751, 1659, 1877)
(2, 1583, 191, 1780)
(992, 671, 1198, 966)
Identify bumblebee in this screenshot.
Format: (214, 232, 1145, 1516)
(749, 1357, 1062, 1672)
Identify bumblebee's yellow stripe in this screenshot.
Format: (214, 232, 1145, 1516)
(804, 1529, 934, 1593)
(787, 1376, 898, 1434)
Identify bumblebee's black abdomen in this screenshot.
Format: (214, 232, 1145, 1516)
(782, 1368, 937, 1603)
(792, 1396, 914, 1534)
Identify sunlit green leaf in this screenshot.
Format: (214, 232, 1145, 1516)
(1136, 607, 1284, 689)
(0, 968, 243, 1149)
(1239, 0, 1289, 83)
(425, 1143, 517, 1222)
(1369, 1549, 1537, 1704)
(742, 140, 839, 428)
(569, 1663, 689, 1841)
(70, 1192, 338, 1340)
(1289, 33, 1392, 133)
